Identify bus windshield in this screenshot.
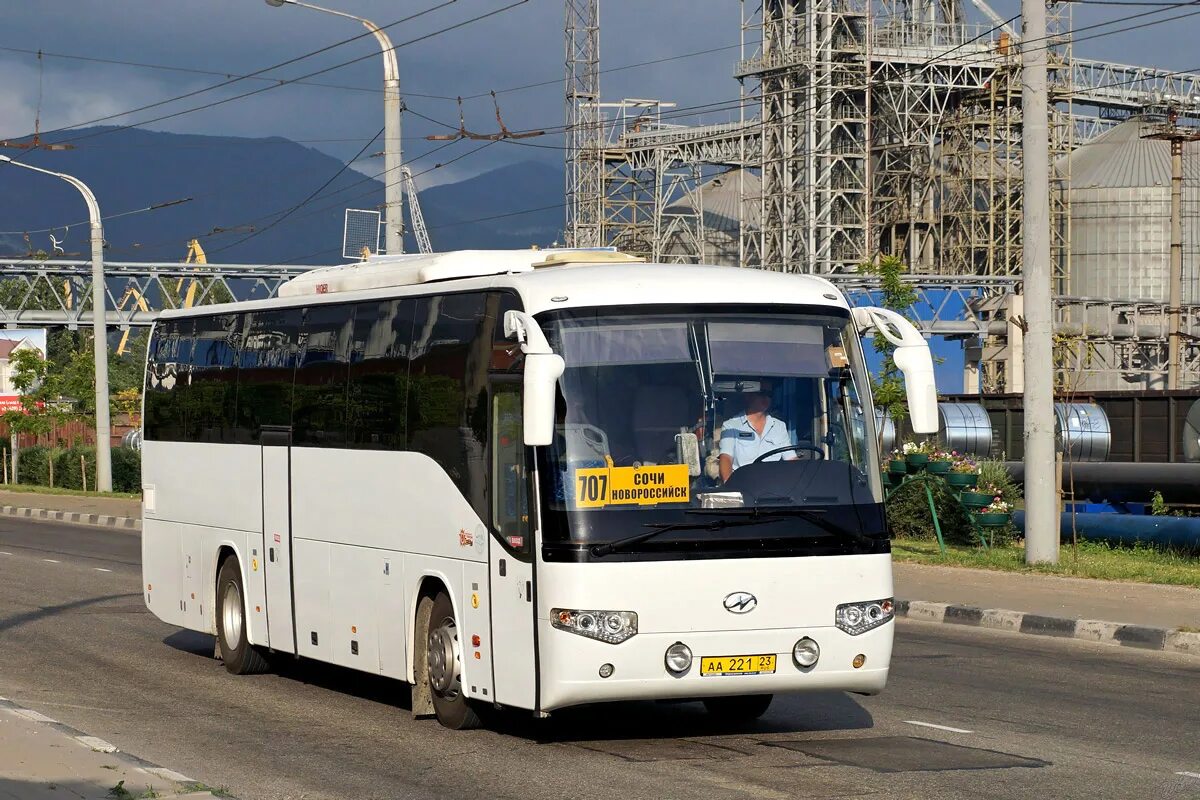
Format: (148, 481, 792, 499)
(536, 308, 886, 559)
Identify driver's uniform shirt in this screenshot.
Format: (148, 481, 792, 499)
(718, 413, 797, 472)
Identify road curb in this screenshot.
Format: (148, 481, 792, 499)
(0, 503, 141, 531)
(896, 599, 1200, 657)
(0, 695, 231, 799)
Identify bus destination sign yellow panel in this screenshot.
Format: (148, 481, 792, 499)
(573, 464, 691, 508)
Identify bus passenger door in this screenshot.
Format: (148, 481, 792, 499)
(488, 383, 538, 709)
(262, 426, 296, 654)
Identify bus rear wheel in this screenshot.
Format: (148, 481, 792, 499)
(426, 591, 481, 730)
(702, 694, 773, 722)
(216, 556, 270, 675)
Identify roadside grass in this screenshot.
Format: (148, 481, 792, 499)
(892, 536, 1200, 589)
(0, 483, 140, 500)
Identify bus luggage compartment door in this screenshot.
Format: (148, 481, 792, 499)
(262, 429, 296, 654)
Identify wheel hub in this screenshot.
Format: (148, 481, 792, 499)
(221, 581, 243, 646)
(427, 617, 461, 697)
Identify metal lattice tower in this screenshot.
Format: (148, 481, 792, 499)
(736, 0, 872, 274)
(565, 0, 602, 247)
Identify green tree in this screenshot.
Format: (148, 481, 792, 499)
(857, 254, 918, 428)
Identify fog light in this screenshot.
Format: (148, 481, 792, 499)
(852, 654, 866, 669)
(599, 663, 615, 679)
(664, 642, 693, 674)
(793, 637, 820, 668)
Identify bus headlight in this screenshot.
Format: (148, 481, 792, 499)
(551, 608, 638, 644)
(835, 598, 895, 636)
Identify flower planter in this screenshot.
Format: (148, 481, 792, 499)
(926, 460, 952, 475)
(960, 491, 995, 508)
(905, 453, 930, 472)
(888, 459, 908, 475)
(944, 472, 978, 489)
(974, 512, 1011, 527)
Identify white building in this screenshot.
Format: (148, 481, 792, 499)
(0, 337, 44, 395)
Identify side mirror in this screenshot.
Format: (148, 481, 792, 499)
(523, 353, 565, 446)
(504, 310, 566, 447)
(852, 306, 938, 434)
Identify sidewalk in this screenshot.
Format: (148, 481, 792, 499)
(0, 701, 221, 800)
(0, 489, 141, 519)
(895, 562, 1200, 630)
(894, 561, 1200, 655)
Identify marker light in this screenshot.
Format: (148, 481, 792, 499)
(551, 608, 638, 644)
(835, 598, 895, 636)
(793, 637, 820, 668)
(664, 642, 693, 674)
(853, 654, 866, 669)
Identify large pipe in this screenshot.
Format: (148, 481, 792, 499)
(1013, 510, 1200, 550)
(1004, 461, 1200, 505)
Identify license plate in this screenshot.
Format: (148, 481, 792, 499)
(699, 654, 777, 677)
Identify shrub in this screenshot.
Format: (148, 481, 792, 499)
(17, 445, 55, 486)
(112, 447, 141, 494)
(52, 446, 94, 490)
(885, 478, 976, 545)
(14, 444, 141, 493)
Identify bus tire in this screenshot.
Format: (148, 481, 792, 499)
(216, 556, 270, 676)
(702, 694, 773, 722)
(425, 591, 481, 730)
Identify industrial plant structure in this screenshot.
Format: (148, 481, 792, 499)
(563, 0, 1200, 394)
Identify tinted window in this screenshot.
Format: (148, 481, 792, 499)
(235, 309, 301, 442)
(185, 314, 241, 443)
(408, 293, 494, 515)
(294, 304, 354, 447)
(144, 318, 192, 442)
(347, 299, 417, 449)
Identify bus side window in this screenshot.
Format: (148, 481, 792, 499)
(294, 303, 354, 447)
(347, 298, 417, 450)
(187, 314, 240, 444)
(235, 309, 301, 443)
(144, 319, 191, 443)
(408, 293, 491, 516)
(491, 383, 529, 553)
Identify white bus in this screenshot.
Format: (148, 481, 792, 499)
(141, 249, 936, 729)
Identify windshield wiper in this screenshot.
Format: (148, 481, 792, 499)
(589, 516, 784, 557)
(687, 506, 873, 547)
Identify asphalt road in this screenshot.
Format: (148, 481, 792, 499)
(0, 518, 1197, 800)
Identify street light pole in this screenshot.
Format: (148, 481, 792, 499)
(0, 155, 112, 492)
(266, 0, 403, 255)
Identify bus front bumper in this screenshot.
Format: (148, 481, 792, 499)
(537, 622, 893, 712)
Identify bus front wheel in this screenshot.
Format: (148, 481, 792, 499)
(702, 694, 773, 722)
(425, 591, 481, 730)
(216, 556, 270, 675)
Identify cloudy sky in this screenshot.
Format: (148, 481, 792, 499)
(2, 0, 1196, 188)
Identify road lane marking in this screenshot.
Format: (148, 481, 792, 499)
(0, 551, 11, 555)
(94, 567, 112, 572)
(904, 720, 974, 734)
(1176, 772, 1200, 780)
(42, 559, 60, 563)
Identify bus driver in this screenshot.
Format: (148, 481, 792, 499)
(718, 379, 797, 482)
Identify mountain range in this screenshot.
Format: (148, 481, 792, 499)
(0, 126, 565, 265)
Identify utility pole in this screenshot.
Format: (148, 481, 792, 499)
(0, 156, 112, 492)
(1020, 0, 1057, 563)
(1142, 110, 1200, 390)
(265, 0, 403, 255)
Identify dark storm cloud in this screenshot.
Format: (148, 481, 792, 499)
(1, 0, 1193, 184)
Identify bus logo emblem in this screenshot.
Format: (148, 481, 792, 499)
(723, 592, 757, 614)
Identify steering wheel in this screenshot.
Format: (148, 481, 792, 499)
(753, 444, 824, 463)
